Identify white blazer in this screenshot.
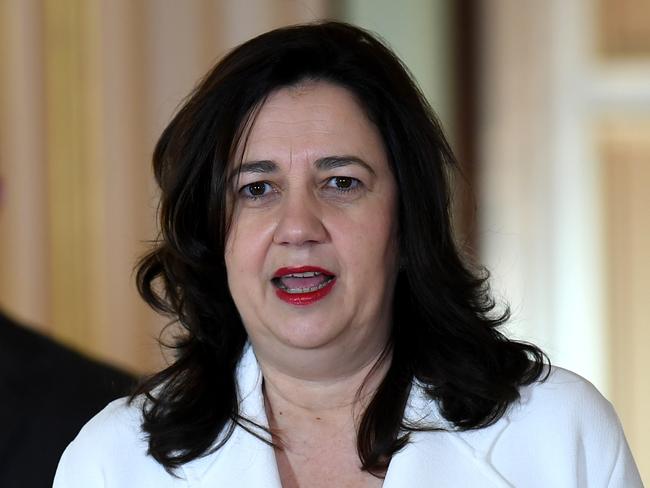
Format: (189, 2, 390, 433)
(54, 345, 643, 487)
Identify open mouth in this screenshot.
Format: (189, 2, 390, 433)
(272, 270, 335, 294)
(272, 266, 337, 305)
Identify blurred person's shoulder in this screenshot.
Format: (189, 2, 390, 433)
(0, 309, 134, 404)
(0, 309, 136, 487)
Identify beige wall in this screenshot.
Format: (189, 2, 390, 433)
(478, 0, 650, 482)
(0, 0, 329, 373)
(601, 119, 650, 481)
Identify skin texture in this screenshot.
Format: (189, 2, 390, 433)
(224, 81, 399, 486)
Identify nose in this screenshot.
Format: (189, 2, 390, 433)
(273, 192, 328, 246)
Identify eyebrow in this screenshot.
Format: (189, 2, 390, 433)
(314, 155, 376, 175)
(227, 160, 277, 187)
(237, 160, 278, 175)
(229, 155, 376, 184)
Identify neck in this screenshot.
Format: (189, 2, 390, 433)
(258, 343, 392, 423)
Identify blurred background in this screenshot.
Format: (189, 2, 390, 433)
(0, 0, 648, 480)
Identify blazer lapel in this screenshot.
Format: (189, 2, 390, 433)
(184, 425, 283, 487)
(182, 345, 283, 487)
(383, 382, 515, 488)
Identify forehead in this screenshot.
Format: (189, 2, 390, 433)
(236, 81, 387, 166)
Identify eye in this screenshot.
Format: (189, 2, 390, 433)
(240, 181, 273, 199)
(325, 176, 361, 192)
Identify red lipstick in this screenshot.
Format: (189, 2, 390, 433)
(272, 266, 336, 306)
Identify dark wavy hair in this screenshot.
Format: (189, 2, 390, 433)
(132, 21, 548, 475)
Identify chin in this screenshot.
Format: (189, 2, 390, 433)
(272, 317, 346, 351)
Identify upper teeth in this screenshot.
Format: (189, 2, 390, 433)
(284, 271, 322, 278)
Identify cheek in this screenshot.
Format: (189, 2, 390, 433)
(225, 224, 265, 319)
(225, 213, 276, 278)
(334, 206, 399, 277)
(223, 225, 241, 274)
(224, 220, 257, 281)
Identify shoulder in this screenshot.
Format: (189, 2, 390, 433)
(54, 396, 170, 487)
(56, 397, 145, 466)
(518, 366, 611, 413)
(0, 312, 135, 487)
(512, 365, 618, 434)
(76, 396, 144, 441)
(491, 366, 642, 487)
(504, 366, 620, 447)
(0, 310, 133, 400)
(395, 368, 642, 487)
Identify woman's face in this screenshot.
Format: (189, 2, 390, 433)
(225, 81, 399, 370)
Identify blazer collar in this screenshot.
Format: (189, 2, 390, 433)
(181, 345, 514, 487)
(180, 344, 282, 486)
(384, 379, 514, 488)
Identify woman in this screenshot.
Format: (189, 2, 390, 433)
(54, 22, 642, 487)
